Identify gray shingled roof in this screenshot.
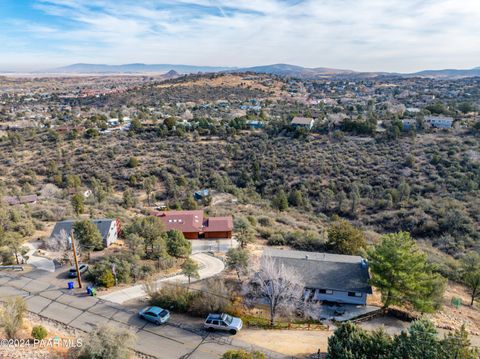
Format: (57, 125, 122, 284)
(50, 219, 115, 242)
(264, 248, 372, 294)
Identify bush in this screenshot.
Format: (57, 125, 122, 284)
(149, 285, 196, 312)
(149, 279, 231, 316)
(31, 325, 48, 340)
(222, 350, 266, 359)
(69, 325, 135, 359)
(0, 297, 26, 339)
(98, 270, 116, 288)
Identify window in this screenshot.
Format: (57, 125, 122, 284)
(212, 320, 219, 326)
(206, 319, 212, 324)
(318, 289, 333, 295)
(348, 292, 362, 297)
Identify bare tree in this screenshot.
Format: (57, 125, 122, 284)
(247, 255, 304, 325)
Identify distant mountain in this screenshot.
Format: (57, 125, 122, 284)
(231, 63, 357, 78)
(46, 62, 480, 79)
(408, 67, 480, 78)
(50, 63, 234, 74)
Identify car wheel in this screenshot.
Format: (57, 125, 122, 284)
(139, 315, 144, 319)
(156, 320, 162, 325)
(207, 327, 214, 332)
(229, 329, 237, 335)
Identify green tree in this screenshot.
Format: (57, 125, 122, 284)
(391, 319, 440, 359)
(126, 217, 166, 259)
(71, 194, 84, 216)
(122, 188, 137, 208)
(73, 220, 103, 251)
(460, 252, 480, 305)
(271, 189, 288, 211)
(234, 216, 255, 248)
(181, 257, 200, 285)
(326, 219, 366, 255)
(367, 232, 446, 312)
(441, 325, 479, 359)
(166, 230, 192, 258)
(143, 176, 157, 206)
(85, 128, 99, 139)
(288, 190, 304, 207)
(2, 232, 28, 265)
(226, 247, 249, 281)
(327, 322, 391, 359)
(124, 233, 145, 258)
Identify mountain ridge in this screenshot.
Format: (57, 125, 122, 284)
(46, 63, 480, 79)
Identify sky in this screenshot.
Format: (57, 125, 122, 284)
(0, 0, 479, 73)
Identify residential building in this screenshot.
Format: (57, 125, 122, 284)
(153, 210, 233, 239)
(50, 219, 119, 247)
(291, 116, 315, 130)
(401, 119, 417, 131)
(426, 116, 454, 129)
(264, 248, 372, 305)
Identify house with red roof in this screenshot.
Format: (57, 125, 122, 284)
(152, 210, 233, 239)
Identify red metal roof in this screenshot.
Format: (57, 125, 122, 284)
(152, 210, 232, 233)
(204, 217, 233, 232)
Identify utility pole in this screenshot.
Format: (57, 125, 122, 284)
(70, 230, 82, 288)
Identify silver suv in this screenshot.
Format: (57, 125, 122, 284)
(204, 313, 243, 335)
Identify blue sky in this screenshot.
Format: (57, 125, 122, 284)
(1, 0, 479, 72)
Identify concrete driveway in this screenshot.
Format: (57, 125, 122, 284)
(0, 270, 283, 359)
(24, 242, 55, 272)
(99, 253, 225, 304)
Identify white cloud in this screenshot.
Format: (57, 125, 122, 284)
(2, 0, 480, 72)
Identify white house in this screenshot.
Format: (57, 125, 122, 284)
(291, 116, 315, 130)
(264, 248, 372, 305)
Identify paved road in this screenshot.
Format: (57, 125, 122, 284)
(100, 253, 225, 304)
(0, 270, 282, 359)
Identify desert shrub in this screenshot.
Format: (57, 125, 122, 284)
(87, 253, 143, 287)
(266, 232, 285, 246)
(221, 350, 266, 359)
(31, 325, 48, 340)
(188, 278, 231, 316)
(98, 270, 115, 288)
(0, 297, 26, 339)
(69, 324, 135, 359)
(286, 231, 325, 251)
(257, 216, 273, 227)
(149, 284, 197, 312)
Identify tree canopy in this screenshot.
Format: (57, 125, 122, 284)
(368, 232, 446, 312)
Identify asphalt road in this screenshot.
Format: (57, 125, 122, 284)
(0, 269, 283, 359)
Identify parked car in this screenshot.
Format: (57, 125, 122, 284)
(204, 313, 243, 334)
(68, 264, 88, 278)
(138, 306, 170, 325)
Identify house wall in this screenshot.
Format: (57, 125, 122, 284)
(104, 222, 118, 247)
(184, 232, 199, 239)
(204, 231, 232, 239)
(306, 288, 367, 305)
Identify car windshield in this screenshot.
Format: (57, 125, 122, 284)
(223, 315, 233, 324)
(159, 310, 169, 317)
